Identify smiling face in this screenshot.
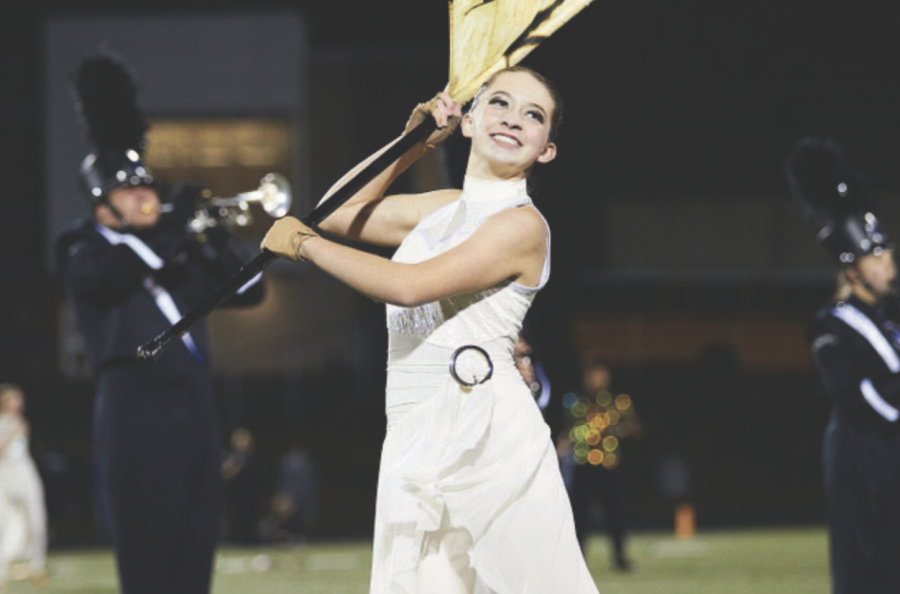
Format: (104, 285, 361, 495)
(461, 69, 558, 180)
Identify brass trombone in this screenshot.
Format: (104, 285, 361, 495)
(158, 172, 292, 233)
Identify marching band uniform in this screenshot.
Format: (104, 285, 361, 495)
(56, 51, 263, 594)
(789, 137, 900, 593)
(57, 186, 263, 594)
(808, 294, 900, 593)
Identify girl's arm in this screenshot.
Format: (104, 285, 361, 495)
(264, 206, 547, 307)
(316, 92, 462, 248)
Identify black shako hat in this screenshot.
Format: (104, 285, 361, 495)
(785, 136, 891, 265)
(72, 49, 155, 203)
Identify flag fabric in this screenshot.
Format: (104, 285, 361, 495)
(448, 0, 595, 102)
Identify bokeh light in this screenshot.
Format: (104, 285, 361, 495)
(595, 390, 612, 407)
(587, 450, 604, 465)
(571, 401, 587, 418)
(567, 388, 638, 467)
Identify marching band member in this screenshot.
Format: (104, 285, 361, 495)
(788, 136, 900, 594)
(55, 50, 263, 594)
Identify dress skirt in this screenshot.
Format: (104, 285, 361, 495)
(369, 340, 600, 594)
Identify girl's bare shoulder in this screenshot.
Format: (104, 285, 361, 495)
(489, 204, 548, 239)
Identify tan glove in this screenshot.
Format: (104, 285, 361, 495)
(405, 95, 460, 148)
(261, 216, 319, 262)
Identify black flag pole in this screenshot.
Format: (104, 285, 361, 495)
(136, 118, 438, 363)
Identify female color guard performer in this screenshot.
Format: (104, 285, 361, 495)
(262, 67, 600, 594)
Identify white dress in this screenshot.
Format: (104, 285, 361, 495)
(0, 415, 47, 583)
(370, 176, 600, 594)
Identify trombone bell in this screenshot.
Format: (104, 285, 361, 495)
(256, 173, 292, 218)
(185, 172, 292, 234)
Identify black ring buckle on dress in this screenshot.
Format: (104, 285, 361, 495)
(449, 345, 494, 387)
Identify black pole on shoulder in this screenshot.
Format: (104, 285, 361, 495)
(137, 118, 437, 363)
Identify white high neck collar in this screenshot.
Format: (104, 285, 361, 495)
(461, 175, 529, 204)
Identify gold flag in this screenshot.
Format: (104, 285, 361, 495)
(448, 0, 595, 102)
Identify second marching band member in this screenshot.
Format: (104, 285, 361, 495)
(788, 137, 900, 594)
(263, 67, 600, 593)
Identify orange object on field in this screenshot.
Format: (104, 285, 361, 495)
(675, 502, 696, 540)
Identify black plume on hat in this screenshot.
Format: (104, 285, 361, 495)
(72, 48, 155, 203)
(785, 136, 890, 265)
(785, 137, 867, 221)
(73, 49, 148, 155)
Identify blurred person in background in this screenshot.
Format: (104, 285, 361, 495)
(261, 67, 600, 592)
(55, 50, 264, 594)
(513, 331, 553, 418)
(221, 427, 263, 545)
(259, 493, 304, 546)
(560, 353, 642, 572)
(788, 137, 900, 594)
(275, 440, 318, 541)
(0, 384, 48, 589)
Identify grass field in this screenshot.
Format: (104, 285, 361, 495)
(5, 526, 829, 593)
